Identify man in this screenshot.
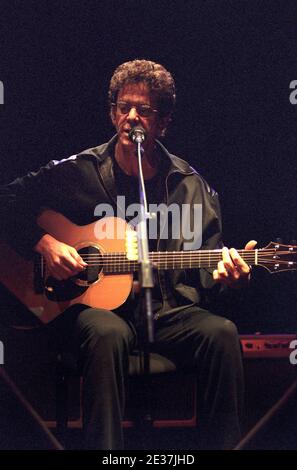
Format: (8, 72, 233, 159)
(1, 60, 256, 449)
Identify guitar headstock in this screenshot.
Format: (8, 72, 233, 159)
(259, 241, 297, 274)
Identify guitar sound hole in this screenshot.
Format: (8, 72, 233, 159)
(74, 245, 103, 286)
(44, 245, 103, 302)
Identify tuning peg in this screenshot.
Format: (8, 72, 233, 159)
(125, 228, 138, 261)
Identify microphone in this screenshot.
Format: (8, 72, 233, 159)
(129, 126, 146, 144)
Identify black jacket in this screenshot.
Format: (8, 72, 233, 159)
(1, 136, 225, 316)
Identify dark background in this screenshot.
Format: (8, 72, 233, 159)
(0, 0, 296, 332)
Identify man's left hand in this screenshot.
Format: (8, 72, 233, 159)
(213, 240, 257, 288)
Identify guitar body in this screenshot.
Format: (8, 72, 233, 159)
(0, 211, 133, 323)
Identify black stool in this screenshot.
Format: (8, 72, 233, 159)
(55, 351, 197, 437)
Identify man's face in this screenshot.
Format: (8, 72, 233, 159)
(111, 82, 165, 152)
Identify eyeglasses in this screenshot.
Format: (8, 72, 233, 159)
(112, 101, 158, 118)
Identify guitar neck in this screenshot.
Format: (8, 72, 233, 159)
(102, 249, 259, 273)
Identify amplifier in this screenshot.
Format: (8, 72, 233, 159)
(240, 334, 297, 358)
(239, 334, 297, 432)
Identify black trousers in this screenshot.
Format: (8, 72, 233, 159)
(53, 305, 244, 450)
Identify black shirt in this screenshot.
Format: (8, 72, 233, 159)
(113, 155, 169, 314)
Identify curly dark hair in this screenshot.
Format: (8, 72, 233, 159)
(108, 59, 176, 119)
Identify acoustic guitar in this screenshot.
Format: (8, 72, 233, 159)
(0, 210, 296, 323)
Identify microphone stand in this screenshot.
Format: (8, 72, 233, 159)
(134, 133, 155, 435)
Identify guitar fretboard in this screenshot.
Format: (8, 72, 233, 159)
(101, 249, 259, 273)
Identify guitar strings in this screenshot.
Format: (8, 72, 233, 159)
(66, 249, 284, 259)
(37, 250, 293, 260)
(37, 249, 296, 269)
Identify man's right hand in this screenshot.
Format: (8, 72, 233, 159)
(35, 234, 87, 280)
